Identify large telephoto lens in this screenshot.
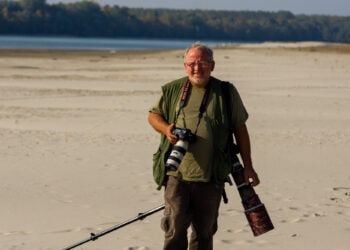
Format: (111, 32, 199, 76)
(165, 140, 189, 171)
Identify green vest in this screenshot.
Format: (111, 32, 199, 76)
(152, 76, 233, 189)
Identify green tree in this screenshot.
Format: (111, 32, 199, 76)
(19, 0, 46, 12)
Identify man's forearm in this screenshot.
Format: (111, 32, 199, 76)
(148, 112, 169, 135)
(233, 124, 253, 170)
(233, 124, 260, 186)
(148, 112, 178, 144)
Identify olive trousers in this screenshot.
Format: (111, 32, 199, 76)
(162, 176, 224, 250)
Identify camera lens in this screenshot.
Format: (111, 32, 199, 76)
(165, 140, 189, 171)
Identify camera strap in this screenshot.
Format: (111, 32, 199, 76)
(174, 78, 211, 135)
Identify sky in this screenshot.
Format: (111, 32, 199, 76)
(46, 0, 349, 16)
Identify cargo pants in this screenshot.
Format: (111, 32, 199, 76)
(162, 176, 224, 250)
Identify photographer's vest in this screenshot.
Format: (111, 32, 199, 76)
(152, 76, 233, 189)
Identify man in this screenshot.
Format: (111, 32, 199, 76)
(148, 42, 259, 250)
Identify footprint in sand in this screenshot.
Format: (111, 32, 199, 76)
(289, 218, 305, 223)
(124, 247, 150, 250)
(221, 239, 234, 244)
(0, 231, 31, 236)
(330, 187, 350, 203)
(332, 187, 350, 191)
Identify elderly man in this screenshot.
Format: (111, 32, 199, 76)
(148, 42, 259, 250)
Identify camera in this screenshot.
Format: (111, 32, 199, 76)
(172, 128, 197, 142)
(165, 128, 196, 171)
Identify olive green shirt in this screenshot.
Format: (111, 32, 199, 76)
(150, 79, 248, 182)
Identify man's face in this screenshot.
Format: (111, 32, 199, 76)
(184, 48, 215, 88)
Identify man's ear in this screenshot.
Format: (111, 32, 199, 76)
(211, 61, 215, 71)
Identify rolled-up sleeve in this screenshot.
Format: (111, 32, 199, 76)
(230, 86, 249, 127)
(149, 94, 165, 116)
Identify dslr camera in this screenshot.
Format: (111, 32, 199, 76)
(165, 128, 196, 171)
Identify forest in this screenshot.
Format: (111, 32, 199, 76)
(1, 0, 349, 43)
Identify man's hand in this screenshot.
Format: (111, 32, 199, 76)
(166, 123, 178, 144)
(243, 167, 260, 187)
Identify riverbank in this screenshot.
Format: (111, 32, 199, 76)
(0, 42, 349, 250)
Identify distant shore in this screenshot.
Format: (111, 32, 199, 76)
(216, 41, 350, 53)
(1, 42, 350, 59)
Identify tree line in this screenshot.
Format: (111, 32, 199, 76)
(1, 0, 349, 43)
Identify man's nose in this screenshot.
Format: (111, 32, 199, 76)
(193, 63, 201, 70)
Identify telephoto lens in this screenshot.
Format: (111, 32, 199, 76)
(165, 140, 189, 171)
(231, 155, 274, 236)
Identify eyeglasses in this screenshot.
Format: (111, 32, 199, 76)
(185, 61, 212, 69)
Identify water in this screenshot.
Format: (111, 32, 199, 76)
(0, 35, 231, 50)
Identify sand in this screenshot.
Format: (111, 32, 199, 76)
(0, 42, 349, 250)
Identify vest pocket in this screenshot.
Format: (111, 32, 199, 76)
(152, 148, 164, 188)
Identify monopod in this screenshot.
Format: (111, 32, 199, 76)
(62, 205, 165, 250)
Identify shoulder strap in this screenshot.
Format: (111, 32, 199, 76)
(221, 81, 233, 131)
(161, 77, 188, 124)
(221, 81, 240, 154)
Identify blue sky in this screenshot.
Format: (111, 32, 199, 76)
(47, 0, 349, 16)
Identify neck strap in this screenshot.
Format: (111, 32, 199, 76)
(174, 79, 211, 134)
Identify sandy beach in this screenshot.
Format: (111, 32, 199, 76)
(0, 42, 349, 250)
